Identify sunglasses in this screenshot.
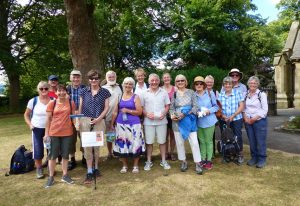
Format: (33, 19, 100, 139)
(176, 80, 185, 83)
(39, 88, 49, 91)
(89, 77, 99, 81)
(194, 82, 204, 86)
(230, 74, 240, 77)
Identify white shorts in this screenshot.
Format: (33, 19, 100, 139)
(144, 124, 167, 144)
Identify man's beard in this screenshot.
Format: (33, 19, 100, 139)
(107, 79, 116, 86)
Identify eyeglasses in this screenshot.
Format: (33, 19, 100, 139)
(39, 88, 49, 91)
(194, 82, 204, 86)
(176, 80, 185, 83)
(89, 77, 99, 81)
(230, 74, 240, 77)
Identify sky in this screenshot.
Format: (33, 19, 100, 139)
(251, 0, 281, 22)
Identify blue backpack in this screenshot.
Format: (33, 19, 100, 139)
(8, 145, 35, 175)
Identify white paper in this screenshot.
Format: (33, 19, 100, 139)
(81, 131, 104, 147)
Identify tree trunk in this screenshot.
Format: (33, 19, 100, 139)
(64, 0, 103, 84)
(7, 73, 20, 112)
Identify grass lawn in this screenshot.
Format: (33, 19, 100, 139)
(0, 115, 299, 206)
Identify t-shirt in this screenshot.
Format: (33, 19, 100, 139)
(102, 84, 122, 122)
(46, 100, 75, 137)
(27, 97, 48, 128)
(48, 91, 57, 99)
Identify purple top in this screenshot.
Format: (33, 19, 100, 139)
(243, 89, 268, 119)
(116, 94, 140, 125)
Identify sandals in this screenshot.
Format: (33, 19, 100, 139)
(132, 166, 139, 173)
(120, 166, 128, 173)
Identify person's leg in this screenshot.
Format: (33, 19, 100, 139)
(197, 128, 206, 161)
(253, 118, 268, 167)
(133, 157, 139, 167)
(144, 125, 155, 162)
(230, 119, 243, 152)
(169, 129, 176, 159)
(174, 131, 186, 161)
(61, 136, 72, 176)
(48, 137, 59, 177)
(188, 132, 201, 163)
(146, 144, 153, 162)
(120, 158, 128, 168)
(204, 126, 215, 162)
(68, 126, 77, 169)
(245, 122, 257, 163)
(32, 128, 45, 170)
(157, 125, 167, 162)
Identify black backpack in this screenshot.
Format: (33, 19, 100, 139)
(8, 145, 34, 175)
(217, 125, 240, 162)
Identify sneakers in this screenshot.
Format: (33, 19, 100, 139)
(68, 160, 77, 170)
(236, 155, 244, 165)
(180, 161, 188, 172)
(247, 158, 257, 166)
(195, 163, 203, 175)
(256, 160, 266, 168)
(120, 166, 128, 174)
(84, 173, 93, 184)
(160, 161, 171, 170)
(199, 160, 207, 167)
(45, 176, 54, 188)
(203, 161, 213, 170)
(36, 168, 44, 179)
(132, 166, 139, 173)
(144, 161, 153, 171)
(61, 175, 74, 184)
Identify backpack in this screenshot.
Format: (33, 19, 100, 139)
(8, 145, 35, 175)
(217, 125, 240, 162)
(31, 96, 54, 119)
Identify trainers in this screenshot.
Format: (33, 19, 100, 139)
(236, 155, 244, 165)
(84, 173, 93, 184)
(61, 175, 74, 184)
(36, 168, 44, 179)
(247, 158, 257, 166)
(45, 176, 54, 188)
(195, 163, 203, 175)
(203, 161, 213, 170)
(144, 161, 153, 171)
(180, 161, 188, 172)
(199, 160, 207, 167)
(256, 160, 266, 168)
(160, 161, 171, 170)
(94, 169, 101, 177)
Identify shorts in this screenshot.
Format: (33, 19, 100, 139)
(48, 136, 72, 160)
(32, 127, 45, 160)
(80, 117, 106, 160)
(144, 124, 167, 144)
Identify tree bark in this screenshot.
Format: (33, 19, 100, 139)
(64, 0, 103, 84)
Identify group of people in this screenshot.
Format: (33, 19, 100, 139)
(24, 67, 268, 188)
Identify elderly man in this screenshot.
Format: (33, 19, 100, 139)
(140, 73, 171, 171)
(102, 70, 122, 158)
(48, 75, 59, 99)
(228, 68, 247, 98)
(67, 70, 86, 169)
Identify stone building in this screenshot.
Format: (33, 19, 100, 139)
(273, 20, 300, 109)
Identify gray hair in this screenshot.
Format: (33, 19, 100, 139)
(148, 73, 160, 83)
(222, 76, 233, 84)
(37, 81, 49, 92)
(205, 75, 214, 82)
(106, 70, 116, 79)
(247, 76, 260, 87)
(122, 77, 135, 88)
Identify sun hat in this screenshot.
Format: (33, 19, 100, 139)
(194, 76, 205, 83)
(70, 70, 82, 76)
(228, 68, 243, 80)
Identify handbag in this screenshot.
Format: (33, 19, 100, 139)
(208, 90, 222, 119)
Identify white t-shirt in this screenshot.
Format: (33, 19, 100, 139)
(27, 97, 48, 128)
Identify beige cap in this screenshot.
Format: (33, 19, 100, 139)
(70, 70, 82, 76)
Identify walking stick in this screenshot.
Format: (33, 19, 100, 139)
(90, 118, 97, 190)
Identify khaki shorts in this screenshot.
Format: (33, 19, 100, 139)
(80, 117, 106, 160)
(144, 124, 167, 144)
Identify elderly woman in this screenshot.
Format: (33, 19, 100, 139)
(243, 76, 268, 168)
(79, 70, 111, 184)
(218, 76, 244, 165)
(44, 84, 75, 188)
(24, 81, 52, 179)
(169, 74, 203, 174)
(192, 76, 219, 170)
(161, 72, 177, 161)
(111, 77, 145, 173)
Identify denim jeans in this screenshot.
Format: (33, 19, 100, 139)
(220, 118, 243, 152)
(245, 118, 268, 162)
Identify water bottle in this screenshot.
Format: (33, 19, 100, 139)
(44, 136, 51, 150)
(122, 112, 128, 121)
